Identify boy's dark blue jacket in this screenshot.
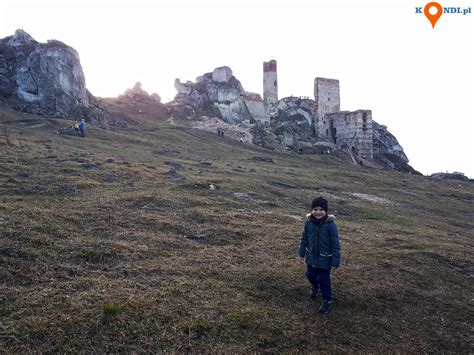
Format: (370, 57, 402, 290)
(298, 215, 341, 269)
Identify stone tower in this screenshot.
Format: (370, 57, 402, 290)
(314, 77, 340, 139)
(263, 60, 278, 106)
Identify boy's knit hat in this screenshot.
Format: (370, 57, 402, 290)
(311, 197, 328, 213)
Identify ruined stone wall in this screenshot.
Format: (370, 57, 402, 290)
(326, 110, 373, 158)
(314, 77, 340, 139)
(263, 60, 278, 106)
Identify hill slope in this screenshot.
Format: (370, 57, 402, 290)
(0, 107, 472, 352)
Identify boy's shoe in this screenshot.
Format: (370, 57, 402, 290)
(319, 300, 332, 314)
(309, 288, 318, 298)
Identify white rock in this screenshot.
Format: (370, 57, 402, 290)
(212, 66, 233, 83)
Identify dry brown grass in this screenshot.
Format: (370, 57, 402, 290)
(0, 106, 473, 352)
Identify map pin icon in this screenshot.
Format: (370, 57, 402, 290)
(424, 2, 443, 28)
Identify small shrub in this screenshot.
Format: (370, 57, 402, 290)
(103, 303, 124, 316)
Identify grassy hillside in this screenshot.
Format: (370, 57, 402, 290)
(0, 106, 472, 352)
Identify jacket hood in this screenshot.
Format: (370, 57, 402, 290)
(306, 213, 336, 221)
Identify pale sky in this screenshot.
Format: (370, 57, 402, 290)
(0, 0, 473, 177)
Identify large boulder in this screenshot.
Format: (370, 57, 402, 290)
(0, 29, 110, 126)
(211, 66, 233, 83)
(196, 69, 244, 104)
(0, 30, 88, 116)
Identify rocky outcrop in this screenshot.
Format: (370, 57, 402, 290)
(430, 172, 470, 181)
(371, 121, 420, 173)
(1, 30, 87, 115)
(0, 29, 110, 126)
(251, 123, 281, 151)
(120, 82, 161, 103)
(168, 66, 248, 123)
(270, 97, 316, 148)
(274, 97, 315, 125)
(373, 121, 407, 162)
(211, 66, 233, 83)
(214, 99, 253, 124)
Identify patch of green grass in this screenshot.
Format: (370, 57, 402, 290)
(103, 303, 124, 316)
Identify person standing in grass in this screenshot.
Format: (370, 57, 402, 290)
(79, 118, 86, 138)
(298, 197, 340, 314)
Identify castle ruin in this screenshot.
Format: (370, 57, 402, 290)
(262, 59, 373, 159)
(326, 110, 373, 158)
(171, 58, 375, 160)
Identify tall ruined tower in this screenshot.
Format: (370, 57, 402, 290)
(263, 60, 278, 106)
(314, 77, 340, 139)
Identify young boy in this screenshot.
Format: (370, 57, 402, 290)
(298, 197, 340, 314)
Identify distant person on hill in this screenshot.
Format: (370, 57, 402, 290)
(298, 197, 340, 314)
(78, 119, 86, 138)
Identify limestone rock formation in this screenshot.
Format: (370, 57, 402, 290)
(214, 99, 252, 124)
(0, 30, 89, 116)
(250, 123, 283, 151)
(168, 66, 248, 123)
(373, 122, 407, 161)
(6, 29, 36, 47)
(120, 82, 161, 103)
(0, 29, 116, 126)
(271, 97, 316, 147)
(211, 66, 233, 83)
(371, 121, 420, 173)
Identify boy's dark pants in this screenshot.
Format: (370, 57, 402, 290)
(306, 264, 332, 301)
